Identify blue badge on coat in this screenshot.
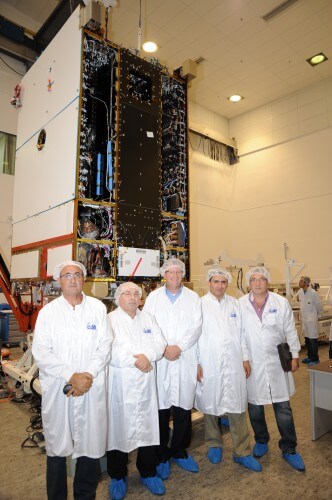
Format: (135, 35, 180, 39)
(268, 308, 277, 313)
(143, 328, 152, 334)
(87, 323, 96, 330)
(230, 312, 237, 318)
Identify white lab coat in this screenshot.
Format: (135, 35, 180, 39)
(107, 307, 166, 453)
(239, 292, 300, 405)
(195, 292, 248, 415)
(298, 287, 322, 339)
(144, 285, 202, 410)
(32, 294, 112, 458)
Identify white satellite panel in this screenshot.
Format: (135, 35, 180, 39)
(47, 244, 73, 277)
(11, 251, 39, 279)
(117, 247, 160, 277)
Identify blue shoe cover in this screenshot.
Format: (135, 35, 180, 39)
(301, 358, 311, 364)
(208, 447, 222, 464)
(156, 460, 170, 480)
(233, 455, 262, 472)
(109, 477, 127, 500)
(141, 476, 166, 495)
(219, 417, 230, 428)
(308, 360, 320, 367)
(173, 455, 199, 473)
(283, 452, 305, 471)
(253, 442, 268, 458)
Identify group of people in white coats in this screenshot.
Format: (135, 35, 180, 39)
(195, 265, 304, 473)
(32, 258, 305, 500)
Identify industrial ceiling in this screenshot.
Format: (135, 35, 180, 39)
(0, 0, 331, 119)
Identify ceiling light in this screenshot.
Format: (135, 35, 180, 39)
(142, 41, 158, 53)
(228, 95, 244, 102)
(306, 52, 328, 66)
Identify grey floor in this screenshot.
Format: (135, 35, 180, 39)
(1, 345, 331, 500)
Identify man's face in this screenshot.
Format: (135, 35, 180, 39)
(299, 278, 305, 289)
(118, 288, 140, 316)
(164, 268, 183, 289)
(209, 275, 228, 299)
(58, 265, 84, 299)
(249, 273, 268, 294)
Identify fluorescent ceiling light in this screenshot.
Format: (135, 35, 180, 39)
(142, 41, 158, 53)
(228, 95, 244, 102)
(306, 52, 328, 66)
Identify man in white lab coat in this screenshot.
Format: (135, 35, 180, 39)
(298, 276, 322, 366)
(106, 282, 166, 499)
(195, 269, 261, 472)
(144, 258, 202, 478)
(32, 261, 112, 500)
(239, 267, 305, 471)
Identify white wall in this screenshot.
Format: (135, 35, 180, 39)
(188, 102, 233, 293)
(188, 78, 332, 289)
(0, 55, 26, 272)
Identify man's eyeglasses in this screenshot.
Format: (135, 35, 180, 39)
(60, 272, 84, 280)
(249, 277, 267, 283)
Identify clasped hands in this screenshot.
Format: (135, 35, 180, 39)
(133, 344, 182, 372)
(164, 345, 181, 361)
(66, 372, 93, 397)
(134, 354, 153, 372)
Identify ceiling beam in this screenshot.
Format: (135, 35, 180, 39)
(0, 0, 84, 68)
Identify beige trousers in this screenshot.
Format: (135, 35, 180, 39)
(204, 412, 251, 457)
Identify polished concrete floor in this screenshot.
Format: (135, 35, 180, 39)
(1, 345, 331, 500)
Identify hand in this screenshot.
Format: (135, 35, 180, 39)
(291, 358, 299, 372)
(164, 345, 182, 361)
(243, 360, 251, 378)
(68, 372, 93, 397)
(134, 354, 153, 373)
(197, 364, 203, 382)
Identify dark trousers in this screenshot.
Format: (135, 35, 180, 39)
(329, 341, 332, 359)
(107, 446, 158, 480)
(46, 455, 99, 500)
(305, 337, 319, 362)
(248, 401, 297, 454)
(158, 406, 192, 461)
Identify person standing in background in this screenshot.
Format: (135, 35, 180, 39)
(298, 276, 322, 366)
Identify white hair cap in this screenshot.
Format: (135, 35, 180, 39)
(207, 268, 232, 284)
(53, 260, 87, 280)
(301, 276, 311, 284)
(245, 266, 270, 286)
(114, 282, 142, 306)
(160, 258, 185, 278)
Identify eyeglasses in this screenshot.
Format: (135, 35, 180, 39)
(165, 270, 183, 276)
(249, 277, 267, 283)
(60, 272, 84, 280)
(122, 291, 140, 297)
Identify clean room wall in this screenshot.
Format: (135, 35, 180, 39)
(188, 79, 332, 288)
(228, 78, 332, 285)
(188, 102, 233, 292)
(189, 149, 233, 292)
(229, 127, 332, 283)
